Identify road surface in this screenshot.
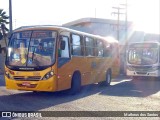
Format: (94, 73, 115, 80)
(0, 75, 159, 120)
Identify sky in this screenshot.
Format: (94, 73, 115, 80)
(0, 0, 159, 34)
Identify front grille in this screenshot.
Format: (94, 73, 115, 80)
(13, 76, 41, 81)
(27, 76, 41, 80)
(127, 65, 157, 72)
(17, 83, 37, 88)
(136, 72, 147, 75)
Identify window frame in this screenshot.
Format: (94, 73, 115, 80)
(84, 36, 96, 57)
(95, 39, 104, 57)
(70, 33, 84, 56)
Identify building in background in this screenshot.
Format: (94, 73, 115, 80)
(63, 18, 134, 74)
(63, 18, 133, 45)
(63, 17, 160, 74)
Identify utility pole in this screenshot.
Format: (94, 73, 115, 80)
(112, 6, 125, 41)
(120, 0, 128, 43)
(9, 0, 13, 33)
(112, 0, 128, 75)
(120, 0, 128, 75)
(95, 8, 97, 18)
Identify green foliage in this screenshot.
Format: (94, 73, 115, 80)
(0, 9, 9, 31)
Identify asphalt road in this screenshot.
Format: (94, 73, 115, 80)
(0, 75, 160, 120)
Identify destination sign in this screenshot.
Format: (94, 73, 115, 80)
(11, 31, 32, 38)
(11, 31, 56, 40)
(32, 31, 52, 38)
(22, 31, 32, 38)
(130, 43, 158, 48)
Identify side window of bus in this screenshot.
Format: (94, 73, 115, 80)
(71, 34, 83, 56)
(104, 43, 112, 57)
(59, 36, 69, 58)
(97, 40, 103, 57)
(85, 37, 94, 56)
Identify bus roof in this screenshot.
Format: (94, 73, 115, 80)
(14, 25, 118, 43)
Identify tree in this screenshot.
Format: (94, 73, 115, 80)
(0, 9, 9, 31)
(0, 9, 9, 49)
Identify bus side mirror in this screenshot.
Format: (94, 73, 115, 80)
(60, 40, 65, 50)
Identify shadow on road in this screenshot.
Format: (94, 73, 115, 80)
(0, 84, 106, 111)
(0, 77, 159, 111)
(100, 78, 160, 98)
(0, 75, 5, 86)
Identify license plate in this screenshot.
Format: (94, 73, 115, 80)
(22, 82, 31, 87)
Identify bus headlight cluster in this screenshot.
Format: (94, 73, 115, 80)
(152, 66, 159, 71)
(42, 70, 54, 80)
(127, 66, 134, 71)
(5, 71, 10, 78)
(5, 71, 14, 79)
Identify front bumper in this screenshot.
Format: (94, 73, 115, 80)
(126, 69, 160, 77)
(5, 76, 57, 92)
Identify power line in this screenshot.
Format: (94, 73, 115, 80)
(111, 0, 128, 41)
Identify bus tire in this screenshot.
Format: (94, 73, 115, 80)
(99, 69, 112, 86)
(69, 72, 81, 95)
(105, 70, 112, 86)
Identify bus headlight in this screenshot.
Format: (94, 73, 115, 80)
(5, 71, 14, 79)
(50, 71, 54, 76)
(42, 70, 54, 80)
(5, 71, 11, 79)
(152, 66, 159, 71)
(127, 66, 134, 71)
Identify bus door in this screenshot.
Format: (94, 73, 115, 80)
(57, 31, 71, 91)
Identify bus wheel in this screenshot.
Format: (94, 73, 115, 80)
(99, 70, 112, 86)
(69, 72, 81, 95)
(105, 70, 112, 86)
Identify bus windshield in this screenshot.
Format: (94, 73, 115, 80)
(7, 30, 57, 68)
(128, 43, 158, 65)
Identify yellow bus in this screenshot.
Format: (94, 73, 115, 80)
(5, 26, 120, 94)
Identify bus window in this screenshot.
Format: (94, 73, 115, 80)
(85, 37, 94, 56)
(71, 34, 83, 56)
(104, 43, 112, 57)
(8, 38, 29, 66)
(59, 36, 69, 58)
(97, 40, 103, 57)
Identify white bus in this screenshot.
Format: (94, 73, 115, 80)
(126, 42, 160, 78)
